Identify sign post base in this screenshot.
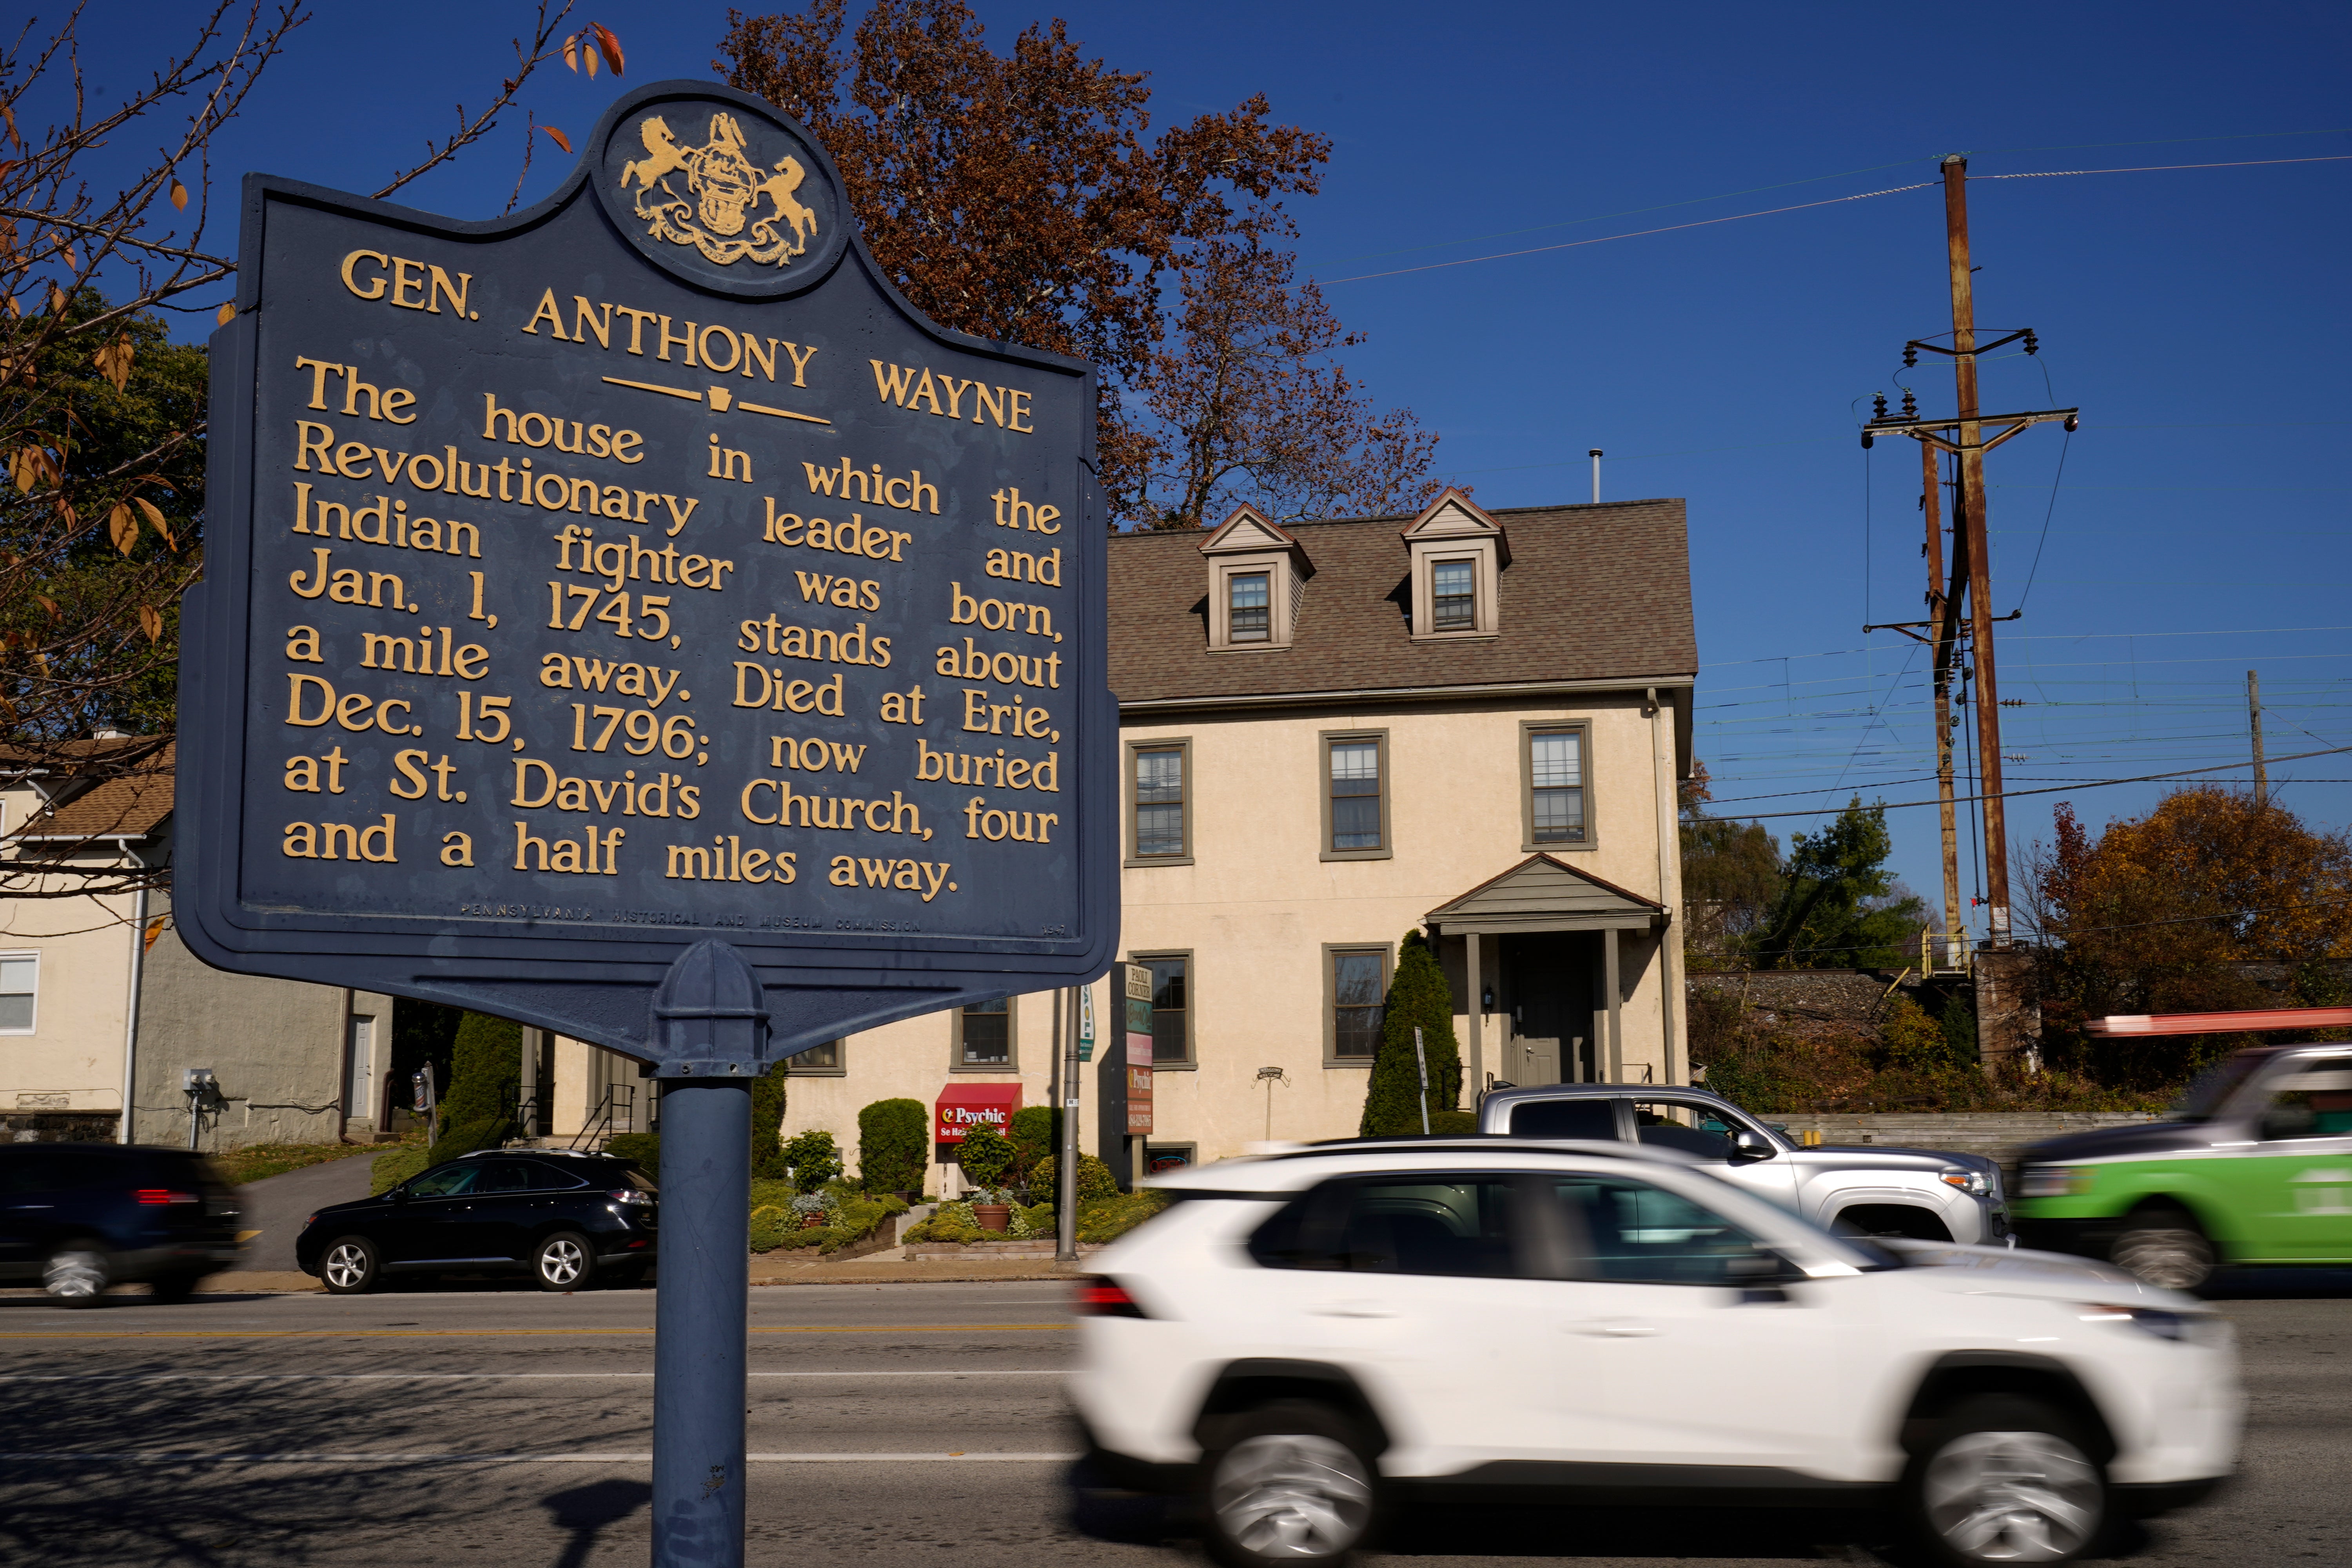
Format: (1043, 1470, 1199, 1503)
(646, 941, 766, 1568)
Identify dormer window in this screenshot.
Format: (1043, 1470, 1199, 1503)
(1199, 505, 1311, 652)
(1401, 488, 1508, 641)
(1229, 572, 1272, 642)
(1431, 560, 1476, 630)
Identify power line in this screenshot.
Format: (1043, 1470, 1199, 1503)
(1722, 744, 2352, 822)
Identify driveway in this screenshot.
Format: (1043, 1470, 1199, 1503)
(232, 1154, 381, 1272)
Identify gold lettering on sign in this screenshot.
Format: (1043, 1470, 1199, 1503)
(869, 361, 1032, 432)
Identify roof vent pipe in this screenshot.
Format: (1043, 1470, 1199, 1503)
(1588, 449, 1603, 505)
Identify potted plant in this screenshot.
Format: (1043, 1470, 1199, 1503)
(957, 1127, 1015, 1230)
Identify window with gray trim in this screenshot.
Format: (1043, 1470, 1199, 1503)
(955, 998, 1013, 1068)
(1330, 949, 1387, 1060)
(1228, 571, 1272, 642)
(1528, 728, 1587, 844)
(1133, 746, 1186, 858)
(787, 1039, 845, 1074)
(1328, 740, 1382, 851)
(1431, 559, 1476, 630)
(1141, 955, 1189, 1064)
(0, 953, 36, 1033)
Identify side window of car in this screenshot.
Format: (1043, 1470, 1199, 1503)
(2258, 1060, 2352, 1140)
(1551, 1176, 1768, 1287)
(1249, 1177, 1530, 1278)
(1630, 1101, 1734, 1158)
(405, 1164, 479, 1198)
(1507, 1099, 1620, 1141)
(472, 1161, 538, 1194)
(525, 1163, 586, 1190)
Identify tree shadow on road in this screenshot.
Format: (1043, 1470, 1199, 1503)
(543, 1478, 651, 1568)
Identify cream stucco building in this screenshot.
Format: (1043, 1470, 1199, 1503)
(687, 490, 1699, 1187)
(0, 739, 395, 1149)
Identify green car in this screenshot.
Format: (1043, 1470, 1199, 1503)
(2016, 1044, 2352, 1289)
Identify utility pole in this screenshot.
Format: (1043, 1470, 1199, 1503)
(1941, 156, 2015, 949)
(2248, 670, 2268, 803)
(1922, 442, 1963, 971)
(1858, 155, 2082, 1068)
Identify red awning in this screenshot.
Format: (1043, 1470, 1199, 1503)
(935, 1082, 1021, 1143)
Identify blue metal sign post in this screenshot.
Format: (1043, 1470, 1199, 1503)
(181, 82, 1114, 1567)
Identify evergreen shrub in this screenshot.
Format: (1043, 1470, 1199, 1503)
(858, 1098, 929, 1192)
(955, 1125, 1014, 1188)
(1007, 1106, 1060, 1186)
(781, 1128, 842, 1193)
(604, 1132, 660, 1175)
(1030, 1153, 1118, 1201)
(370, 1144, 430, 1195)
(751, 1071, 788, 1181)
(1359, 929, 1463, 1136)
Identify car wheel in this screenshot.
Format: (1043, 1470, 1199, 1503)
(1904, 1394, 2107, 1567)
(533, 1231, 594, 1292)
(148, 1272, 205, 1304)
(2111, 1209, 2216, 1291)
(43, 1243, 112, 1307)
(1201, 1400, 1377, 1568)
(320, 1237, 382, 1295)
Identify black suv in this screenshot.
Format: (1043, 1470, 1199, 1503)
(0, 1142, 243, 1305)
(295, 1148, 657, 1293)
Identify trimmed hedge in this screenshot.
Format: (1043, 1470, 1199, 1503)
(753, 1191, 910, 1255)
(1029, 1153, 1118, 1201)
(955, 1125, 1014, 1187)
(604, 1132, 660, 1175)
(858, 1098, 928, 1193)
(424, 1114, 506, 1167)
(1075, 1190, 1169, 1244)
(370, 1144, 431, 1195)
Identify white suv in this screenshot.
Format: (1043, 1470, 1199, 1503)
(1070, 1138, 2239, 1568)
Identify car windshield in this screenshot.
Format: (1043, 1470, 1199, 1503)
(2171, 1053, 2266, 1122)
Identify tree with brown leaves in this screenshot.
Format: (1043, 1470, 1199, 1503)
(0, 2, 616, 895)
(719, 0, 1442, 526)
(1140, 236, 1439, 527)
(2027, 789, 2352, 1089)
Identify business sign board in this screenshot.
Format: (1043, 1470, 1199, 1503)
(934, 1081, 1019, 1144)
(1123, 961, 1153, 1135)
(180, 82, 1116, 1067)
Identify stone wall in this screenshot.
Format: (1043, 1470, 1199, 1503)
(1763, 1110, 2158, 1173)
(1687, 969, 1935, 1044)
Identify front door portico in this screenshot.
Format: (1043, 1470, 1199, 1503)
(1427, 855, 1666, 1100)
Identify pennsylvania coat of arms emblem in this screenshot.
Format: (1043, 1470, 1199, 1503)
(619, 112, 818, 268)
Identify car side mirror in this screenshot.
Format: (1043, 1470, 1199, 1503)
(1729, 1129, 1775, 1162)
(388, 1186, 409, 1204)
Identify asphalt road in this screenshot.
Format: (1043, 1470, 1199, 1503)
(0, 1276, 2342, 1568)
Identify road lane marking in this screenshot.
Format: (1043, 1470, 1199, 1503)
(0, 1370, 1069, 1381)
(0, 1451, 1080, 1464)
(0, 1324, 1067, 1340)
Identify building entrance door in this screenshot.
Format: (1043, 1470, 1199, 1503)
(1501, 933, 1588, 1085)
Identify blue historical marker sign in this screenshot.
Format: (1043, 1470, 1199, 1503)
(180, 81, 1116, 1067)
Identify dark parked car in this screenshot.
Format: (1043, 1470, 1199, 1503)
(296, 1148, 657, 1293)
(0, 1142, 243, 1305)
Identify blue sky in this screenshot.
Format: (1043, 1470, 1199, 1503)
(65, 1, 2352, 937)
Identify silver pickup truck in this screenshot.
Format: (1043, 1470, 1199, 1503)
(1477, 1083, 2012, 1244)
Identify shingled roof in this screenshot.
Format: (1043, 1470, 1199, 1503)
(11, 739, 174, 842)
(1107, 497, 1695, 707)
